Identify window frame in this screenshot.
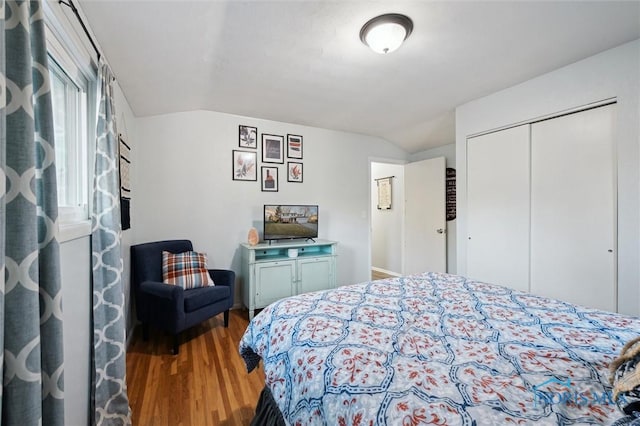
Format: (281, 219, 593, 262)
(44, 2, 98, 242)
(49, 56, 90, 224)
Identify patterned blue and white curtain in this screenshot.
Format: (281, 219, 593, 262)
(91, 61, 131, 425)
(2, 1, 65, 425)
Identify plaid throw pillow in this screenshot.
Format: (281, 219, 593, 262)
(162, 251, 214, 289)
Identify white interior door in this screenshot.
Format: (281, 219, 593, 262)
(404, 157, 446, 275)
(530, 104, 616, 311)
(467, 125, 530, 292)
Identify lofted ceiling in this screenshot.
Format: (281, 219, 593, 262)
(78, 1, 640, 154)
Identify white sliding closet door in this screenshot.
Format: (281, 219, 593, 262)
(467, 125, 530, 292)
(530, 104, 616, 311)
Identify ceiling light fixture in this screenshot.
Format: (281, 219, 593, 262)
(360, 13, 413, 54)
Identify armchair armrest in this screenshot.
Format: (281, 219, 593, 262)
(209, 269, 235, 307)
(209, 269, 235, 287)
(140, 281, 184, 300)
(138, 281, 185, 333)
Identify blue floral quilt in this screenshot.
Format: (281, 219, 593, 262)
(239, 272, 640, 425)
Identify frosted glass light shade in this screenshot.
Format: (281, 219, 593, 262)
(364, 22, 407, 54)
(360, 14, 413, 54)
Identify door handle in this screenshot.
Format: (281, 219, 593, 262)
(436, 228, 445, 234)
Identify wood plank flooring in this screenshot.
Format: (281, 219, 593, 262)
(126, 309, 265, 426)
(371, 269, 395, 280)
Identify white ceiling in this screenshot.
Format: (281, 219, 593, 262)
(78, 1, 640, 153)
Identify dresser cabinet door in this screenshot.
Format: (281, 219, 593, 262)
(255, 261, 295, 308)
(297, 257, 333, 294)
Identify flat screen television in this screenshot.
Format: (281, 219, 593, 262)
(264, 205, 318, 241)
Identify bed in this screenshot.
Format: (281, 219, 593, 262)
(239, 272, 639, 425)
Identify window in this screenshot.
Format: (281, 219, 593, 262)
(48, 57, 90, 224)
(43, 1, 97, 237)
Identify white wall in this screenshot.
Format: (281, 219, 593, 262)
(410, 144, 457, 274)
(59, 236, 91, 426)
(371, 162, 404, 275)
(456, 40, 640, 315)
(134, 111, 408, 303)
(410, 143, 456, 166)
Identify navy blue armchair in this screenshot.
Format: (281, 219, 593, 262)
(131, 239, 235, 354)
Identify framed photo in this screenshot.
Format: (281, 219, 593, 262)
(262, 134, 284, 163)
(287, 162, 303, 183)
(239, 125, 257, 149)
(287, 134, 303, 159)
(376, 176, 392, 210)
(261, 166, 279, 192)
(232, 150, 257, 181)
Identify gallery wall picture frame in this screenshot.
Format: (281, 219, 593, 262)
(232, 150, 257, 181)
(287, 134, 303, 159)
(287, 161, 303, 183)
(118, 134, 132, 230)
(262, 134, 284, 163)
(446, 167, 456, 221)
(239, 125, 258, 148)
(376, 176, 393, 210)
(261, 166, 279, 192)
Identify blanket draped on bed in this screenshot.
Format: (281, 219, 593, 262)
(610, 338, 640, 425)
(240, 272, 640, 425)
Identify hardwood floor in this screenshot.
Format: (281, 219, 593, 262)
(371, 269, 395, 280)
(126, 309, 265, 426)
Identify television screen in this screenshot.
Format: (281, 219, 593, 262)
(264, 205, 318, 241)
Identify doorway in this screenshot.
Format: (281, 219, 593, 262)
(371, 162, 405, 277)
(370, 157, 447, 279)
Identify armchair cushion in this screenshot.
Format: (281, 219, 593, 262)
(183, 286, 231, 313)
(162, 250, 214, 289)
